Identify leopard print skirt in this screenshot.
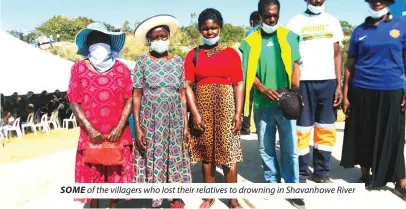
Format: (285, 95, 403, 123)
(189, 84, 243, 167)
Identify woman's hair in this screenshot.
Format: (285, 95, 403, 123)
(258, 0, 281, 15)
(198, 8, 224, 30)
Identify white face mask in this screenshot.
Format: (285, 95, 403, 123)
(88, 43, 115, 73)
(202, 36, 220, 46)
(308, 3, 325, 14)
(88, 43, 111, 64)
(368, 7, 389, 19)
(262, 23, 279, 34)
(150, 40, 170, 54)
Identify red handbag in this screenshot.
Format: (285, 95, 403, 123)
(83, 140, 124, 166)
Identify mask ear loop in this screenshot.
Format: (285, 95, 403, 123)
(147, 38, 152, 52)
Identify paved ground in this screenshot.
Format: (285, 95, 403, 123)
(1, 123, 405, 209)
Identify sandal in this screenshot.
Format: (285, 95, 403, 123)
(393, 185, 406, 202)
(170, 199, 185, 208)
(199, 199, 215, 209)
(229, 199, 243, 209)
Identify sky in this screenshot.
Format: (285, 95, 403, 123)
(0, 0, 404, 34)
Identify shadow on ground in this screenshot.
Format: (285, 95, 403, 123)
(81, 136, 364, 208)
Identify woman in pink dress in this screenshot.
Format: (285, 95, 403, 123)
(67, 22, 133, 208)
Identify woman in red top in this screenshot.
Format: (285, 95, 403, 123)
(67, 22, 133, 208)
(184, 8, 244, 209)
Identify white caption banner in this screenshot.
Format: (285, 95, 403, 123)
(55, 183, 366, 199)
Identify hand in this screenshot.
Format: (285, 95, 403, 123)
(342, 97, 350, 116)
(291, 87, 301, 95)
(263, 88, 280, 102)
(183, 127, 191, 144)
(135, 128, 147, 151)
(192, 113, 206, 132)
(401, 93, 406, 112)
(87, 127, 105, 144)
(107, 124, 125, 142)
(232, 114, 242, 134)
(334, 87, 343, 107)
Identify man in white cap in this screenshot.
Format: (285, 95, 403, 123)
(287, 0, 344, 184)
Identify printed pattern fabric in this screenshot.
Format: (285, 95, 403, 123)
(189, 84, 243, 167)
(132, 54, 192, 208)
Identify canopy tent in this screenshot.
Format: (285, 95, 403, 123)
(0, 31, 137, 96)
(0, 30, 74, 96)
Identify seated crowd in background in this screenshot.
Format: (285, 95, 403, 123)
(0, 90, 72, 133)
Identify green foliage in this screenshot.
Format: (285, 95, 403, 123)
(221, 23, 245, 46)
(27, 14, 355, 70)
(339, 21, 355, 85)
(179, 23, 201, 46)
(169, 46, 186, 59)
(340, 20, 355, 37)
(36, 16, 95, 42)
(26, 30, 43, 42)
(122, 20, 133, 33)
(7, 30, 24, 40)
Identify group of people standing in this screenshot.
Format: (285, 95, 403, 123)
(67, 0, 406, 208)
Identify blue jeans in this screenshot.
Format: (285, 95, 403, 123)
(254, 108, 299, 183)
(1, 125, 12, 138)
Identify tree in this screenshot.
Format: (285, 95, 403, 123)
(36, 15, 95, 42)
(122, 20, 132, 33)
(26, 30, 43, 42)
(180, 23, 201, 46)
(339, 21, 354, 85)
(103, 22, 115, 31)
(7, 30, 24, 40)
(340, 20, 354, 37)
(190, 12, 197, 25)
(221, 24, 245, 46)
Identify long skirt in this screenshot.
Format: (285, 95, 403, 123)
(74, 145, 134, 203)
(189, 84, 243, 167)
(340, 86, 406, 188)
(133, 93, 192, 207)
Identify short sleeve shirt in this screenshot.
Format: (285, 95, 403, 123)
(348, 16, 406, 90)
(67, 60, 133, 150)
(254, 32, 301, 109)
(287, 12, 344, 81)
(184, 47, 243, 85)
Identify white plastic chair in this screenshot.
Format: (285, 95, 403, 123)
(4, 117, 23, 139)
(54, 110, 61, 128)
(22, 113, 37, 136)
(63, 113, 77, 130)
(0, 130, 4, 147)
(35, 114, 50, 134)
(47, 111, 59, 130)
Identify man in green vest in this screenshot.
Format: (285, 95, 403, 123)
(239, 0, 305, 208)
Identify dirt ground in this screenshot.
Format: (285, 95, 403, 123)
(0, 128, 79, 164)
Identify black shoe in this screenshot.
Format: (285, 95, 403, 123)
(240, 129, 251, 135)
(289, 198, 306, 209)
(299, 179, 307, 183)
(312, 176, 332, 183)
(393, 185, 406, 202)
(360, 174, 372, 188)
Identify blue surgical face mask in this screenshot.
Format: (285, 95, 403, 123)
(202, 36, 220, 46)
(262, 23, 279, 34)
(150, 40, 170, 54)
